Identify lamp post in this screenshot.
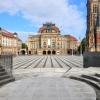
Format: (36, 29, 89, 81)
(79, 37, 82, 56)
(80, 44, 82, 56)
(72, 47, 73, 56)
(72, 41, 74, 56)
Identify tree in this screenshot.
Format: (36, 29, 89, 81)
(0, 27, 2, 31)
(78, 38, 86, 54)
(81, 38, 86, 53)
(22, 43, 28, 49)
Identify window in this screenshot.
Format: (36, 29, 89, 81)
(47, 38, 51, 48)
(93, 4, 98, 13)
(52, 42, 55, 48)
(43, 42, 46, 48)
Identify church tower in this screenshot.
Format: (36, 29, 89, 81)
(95, 0, 100, 51)
(86, 0, 100, 52)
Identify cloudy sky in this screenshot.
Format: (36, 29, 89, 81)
(0, 0, 87, 42)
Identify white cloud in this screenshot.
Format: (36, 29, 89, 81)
(0, 0, 86, 40)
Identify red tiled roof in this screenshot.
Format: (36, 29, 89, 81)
(68, 35, 78, 41)
(1, 29, 15, 38)
(38, 22, 60, 33)
(39, 26, 60, 33)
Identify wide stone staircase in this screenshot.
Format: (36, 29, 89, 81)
(0, 66, 15, 86)
(69, 73, 100, 100)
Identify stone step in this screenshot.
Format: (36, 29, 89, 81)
(95, 74, 100, 78)
(92, 75, 100, 80)
(0, 75, 10, 81)
(0, 71, 7, 76)
(81, 75, 100, 82)
(0, 66, 15, 86)
(0, 66, 3, 69)
(70, 76, 100, 90)
(0, 68, 5, 72)
(0, 77, 15, 86)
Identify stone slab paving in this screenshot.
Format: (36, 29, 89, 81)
(45, 56, 51, 68)
(13, 68, 67, 80)
(13, 55, 83, 69)
(37, 56, 47, 68)
(51, 56, 60, 68)
(63, 67, 100, 77)
(8, 55, 100, 100)
(0, 77, 96, 100)
(13, 55, 100, 81)
(13, 67, 100, 81)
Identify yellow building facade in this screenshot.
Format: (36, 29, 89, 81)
(0, 28, 22, 55)
(27, 22, 78, 55)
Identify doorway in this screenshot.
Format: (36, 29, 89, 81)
(29, 51, 31, 55)
(48, 51, 51, 55)
(21, 50, 25, 55)
(52, 50, 56, 55)
(43, 51, 46, 55)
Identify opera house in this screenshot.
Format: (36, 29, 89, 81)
(27, 22, 78, 55)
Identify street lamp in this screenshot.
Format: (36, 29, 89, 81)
(72, 41, 74, 56)
(79, 37, 82, 56)
(72, 48, 73, 56)
(80, 44, 82, 56)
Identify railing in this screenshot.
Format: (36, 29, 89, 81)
(0, 54, 13, 76)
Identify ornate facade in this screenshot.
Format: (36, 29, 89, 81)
(27, 22, 78, 55)
(86, 0, 100, 52)
(0, 28, 22, 55)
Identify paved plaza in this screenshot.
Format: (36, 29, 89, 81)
(0, 55, 100, 100)
(0, 77, 96, 100)
(13, 55, 83, 69)
(13, 55, 84, 79)
(13, 55, 100, 79)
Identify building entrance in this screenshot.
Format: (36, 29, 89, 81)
(48, 51, 51, 55)
(21, 50, 25, 55)
(29, 51, 31, 55)
(52, 50, 56, 55)
(43, 51, 46, 55)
